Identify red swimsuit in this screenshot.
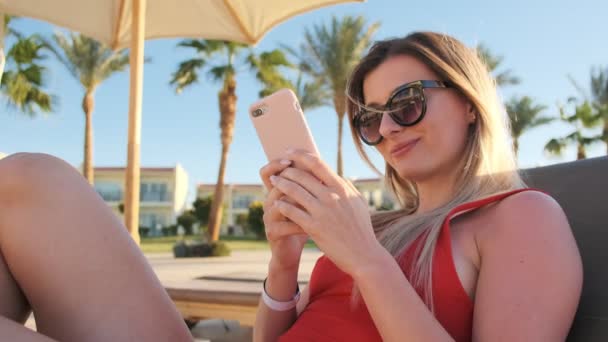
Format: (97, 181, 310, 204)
(279, 189, 535, 342)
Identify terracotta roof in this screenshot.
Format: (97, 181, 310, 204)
(95, 167, 174, 172)
(352, 177, 382, 183)
(197, 183, 264, 188)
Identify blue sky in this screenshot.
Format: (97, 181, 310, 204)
(2, 0, 607, 196)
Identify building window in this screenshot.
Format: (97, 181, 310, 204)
(232, 194, 256, 209)
(141, 183, 170, 202)
(140, 213, 166, 229)
(95, 182, 122, 202)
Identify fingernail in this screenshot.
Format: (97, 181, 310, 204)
(280, 159, 292, 165)
(270, 175, 278, 185)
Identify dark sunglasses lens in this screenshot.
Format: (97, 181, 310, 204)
(390, 87, 424, 125)
(357, 110, 383, 144)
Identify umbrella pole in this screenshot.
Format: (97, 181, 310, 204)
(124, 0, 146, 245)
(1, 12, 5, 84)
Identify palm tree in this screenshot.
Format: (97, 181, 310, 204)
(567, 67, 608, 154)
(286, 15, 379, 176)
(170, 40, 291, 242)
(476, 44, 520, 87)
(505, 96, 552, 155)
(545, 100, 602, 160)
(48, 32, 129, 184)
(1, 16, 53, 115)
(589, 67, 608, 153)
(251, 50, 331, 110)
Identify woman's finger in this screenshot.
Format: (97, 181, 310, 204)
(270, 175, 318, 214)
(274, 200, 313, 232)
(285, 150, 341, 189)
(264, 188, 289, 221)
(279, 167, 327, 199)
(264, 220, 306, 241)
(259, 158, 293, 191)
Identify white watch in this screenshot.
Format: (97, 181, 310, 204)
(262, 277, 301, 311)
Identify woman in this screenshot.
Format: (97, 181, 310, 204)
(254, 32, 582, 341)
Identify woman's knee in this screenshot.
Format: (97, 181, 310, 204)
(0, 153, 83, 199)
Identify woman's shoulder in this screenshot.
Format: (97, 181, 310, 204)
(475, 189, 574, 254)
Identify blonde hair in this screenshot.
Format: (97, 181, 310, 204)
(346, 32, 526, 310)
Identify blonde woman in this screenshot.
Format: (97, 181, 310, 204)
(255, 32, 582, 341)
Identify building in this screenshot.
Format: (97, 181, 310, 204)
(197, 177, 396, 235)
(197, 182, 265, 235)
(350, 177, 397, 210)
(94, 164, 189, 230)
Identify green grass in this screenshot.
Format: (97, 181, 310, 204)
(140, 234, 316, 254)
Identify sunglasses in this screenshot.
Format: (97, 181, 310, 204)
(349, 80, 452, 145)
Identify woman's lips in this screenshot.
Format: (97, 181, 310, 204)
(390, 138, 420, 158)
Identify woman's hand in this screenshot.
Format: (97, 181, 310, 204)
(259, 159, 309, 272)
(269, 150, 388, 277)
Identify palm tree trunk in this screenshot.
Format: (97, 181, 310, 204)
(82, 90, 95, 184)
(604, 122, 608, 155)
(337, 113, 344, 177)
(208, 143, 229, 241)
(513, 139, 519, 157)
(207, 76, 237, 242)
(577, 143, 586, 160)
(0, 16, 5, 85)
(334, 94, 346, 177)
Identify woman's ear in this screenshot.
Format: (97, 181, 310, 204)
(466, 102, 477, 123)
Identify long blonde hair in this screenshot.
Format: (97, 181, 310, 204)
(346, 32, 526, 310)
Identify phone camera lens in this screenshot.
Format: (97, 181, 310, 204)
(252, 107, 265, 117)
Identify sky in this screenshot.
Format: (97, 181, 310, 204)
(1, 0, 607, 199)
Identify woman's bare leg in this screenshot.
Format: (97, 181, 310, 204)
(0, 239, 54, 341)
(0, 153, 192, 341)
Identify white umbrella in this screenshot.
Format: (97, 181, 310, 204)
(0, 0, 364, 244)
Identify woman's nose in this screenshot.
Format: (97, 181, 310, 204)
(378, 112, 404, 139)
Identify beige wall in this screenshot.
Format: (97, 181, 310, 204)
(94, 166, 189, 229)
(351, 178, 397, 209)
(350, 178, 397, 210)
(197, 183, 265, 234)
(173, 164, 189, 214)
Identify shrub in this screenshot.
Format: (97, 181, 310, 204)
(173, 240, 231, 258)
(247, 201, 265, 239)
(162, 224, 177, 236)
(177, 211, 197, 235)
(139, 226, 150, 238)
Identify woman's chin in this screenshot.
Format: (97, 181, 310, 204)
(391, 158, 436, 183)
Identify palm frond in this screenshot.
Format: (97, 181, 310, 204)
(544, 138, 567, 156)
(505, 96, 550, 138)
(590, 66, 608, 104)
(177, 39, 208, 52)
(1, 33, 54, 115)
(169, 58, 205, 93)
(50, 32, 129, 90)
(476, 43, 519, 87)
(208, 65, 234, 82)
(567, 74, 589, 101)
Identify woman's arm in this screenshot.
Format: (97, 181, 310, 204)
(353, 250, 455, 341)
(353, 191, 582, 342)
(471, 191, 582, 341)
(253, 261, 310, 342)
